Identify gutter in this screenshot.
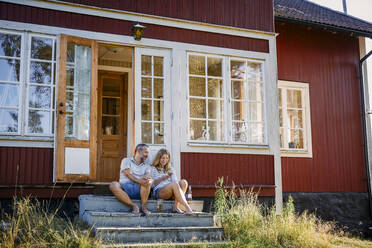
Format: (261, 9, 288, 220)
(359, 50, 372, 217)
(275, 16, 372, 39)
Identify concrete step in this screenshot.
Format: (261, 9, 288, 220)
(79, 195, 203, 217)
(94, 226, 225, 244)
(103, 241, 229, 247)
(82, 211, 215, 227)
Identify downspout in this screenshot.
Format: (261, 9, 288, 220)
(359, 49, 372, 217)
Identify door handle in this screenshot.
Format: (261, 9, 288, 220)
(59, 102, 64, 107)
(59, 110, 64, 115)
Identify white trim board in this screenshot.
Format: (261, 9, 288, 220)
(1, 0, 277, 40)
(0, 21, 273, 61)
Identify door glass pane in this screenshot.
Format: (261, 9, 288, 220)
(103, 78, 120, 97)
(154, 56, 163, 76)
(65, 43, 91, 140)
(154, 123, 164, 144)
(141, 122, 152, 143)
(102, 116, 119, 135)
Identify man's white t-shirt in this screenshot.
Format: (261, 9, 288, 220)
(119, 157, 152, 183)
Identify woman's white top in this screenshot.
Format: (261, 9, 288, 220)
(151, 166, 178, 192)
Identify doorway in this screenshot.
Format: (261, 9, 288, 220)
(97, 72, 128, 182)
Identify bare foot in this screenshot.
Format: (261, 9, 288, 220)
(172, 207, 184, 214)
(131, 205, 140, 214)
(142, 208, 151, 215)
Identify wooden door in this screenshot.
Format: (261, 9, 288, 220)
(56, 35, 98, 182)
(97, 73, 127, 182)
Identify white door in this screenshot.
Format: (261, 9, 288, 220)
(134, 48, 172, 162)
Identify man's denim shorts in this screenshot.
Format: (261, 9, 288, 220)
(120, 181, 141, 199)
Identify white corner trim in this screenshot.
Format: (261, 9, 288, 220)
(1, 0, 277, 40)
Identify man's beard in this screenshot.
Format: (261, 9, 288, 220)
(139, 152, 147, 163)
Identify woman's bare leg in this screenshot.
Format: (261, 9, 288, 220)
(158, 181, 193, 214)
(174, 179, 188, 212)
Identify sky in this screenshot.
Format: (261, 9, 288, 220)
(309, 0, 372, 111)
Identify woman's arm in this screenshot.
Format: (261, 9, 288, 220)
(153, 172, 171, 186)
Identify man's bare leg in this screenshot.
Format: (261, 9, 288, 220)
(140, 183, 152, 214)
(109, 182, 139, 214)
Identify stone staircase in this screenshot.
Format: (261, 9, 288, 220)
(79, 195, 225, 245)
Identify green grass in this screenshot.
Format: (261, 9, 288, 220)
(213, 177, 372, 248)
(0, 197, 101, 248)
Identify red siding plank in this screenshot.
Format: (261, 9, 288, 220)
(277, 21, 367, 193)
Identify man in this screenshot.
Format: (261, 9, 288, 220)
(109, 143, 153, 214)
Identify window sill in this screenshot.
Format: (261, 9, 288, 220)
(187, 142, 269, 149)
(0, 136, 54, 148)
(281, 149, 312, 158)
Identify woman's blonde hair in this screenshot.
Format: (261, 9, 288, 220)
(152, 148, 171, 173)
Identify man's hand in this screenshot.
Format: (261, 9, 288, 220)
(138, 174, 153, 187)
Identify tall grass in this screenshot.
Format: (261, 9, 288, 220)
(0, 197, 101, 248)
(214, 177, 372, 248)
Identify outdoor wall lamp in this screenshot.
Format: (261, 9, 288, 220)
(132, 22, 145, 40)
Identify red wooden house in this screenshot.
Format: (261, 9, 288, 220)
(0, 0, 371, 233)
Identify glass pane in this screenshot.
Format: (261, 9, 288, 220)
(189, 55, 205, 75)
(31, 37, 53, 60)
(189, 77, 205, 97)
(66, 66, 74, 87)
(248, 82, 263, 102)
(154, 123, 164, 144)
(209, 121, 223, 141)
(208, 100, 222, 119)
(0, 109, 18, 132)
(0, 58, 20, 81)
(232, 101, 247, 121)
(29, 86, 51, 108)
(250, 123, 264, 143)
(141, 78, 152, 98)
(65, 115, 73, 136)
(0, 33, 21, 57)
(141, 55, 152, 76)
(207, 57, 222, 77)
(248, 102, 263, 121)
(64, 44, 91, 140)
(102, 98, 120, 115)
(289, 129, 304, 149)
(287, 89, 302, 108)
(278, 88, 282, 106)
(279, 109, 283, 127)
(208, 79, 222, 98)
(190, 120, 206, 140)
(28, 110, 50, 134)
(247, 62, 262, 81)
(231, 61, 245, 79)
(154, 56, 163, 76)
(141, 122, 152, 143)
(66, 91, 74, 112)
(190, 98, 206, 118)
(102, 116, 119, 135)
(141, 100, 152, 121)
(67, 43, 75, 63)
(231, 81, 247, 100)
(288, 110, 303, 129)
(0, 83, 19, 107)
(154, 100, 163, 121)
(280, 128, 284, 148)
(232, 122, 248, 142)
(30, 62, 52, 84)
(103, 77, 120, 97)
(154, 78, 163, 98)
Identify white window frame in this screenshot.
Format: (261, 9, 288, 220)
(25, 33, 57, 136)
(187, 52, 227, 144)
(0, 29, 57, 139)
(134, 47, 171, 149)
(187, 52, 267, 146)
(0, 29, 24, 136)
(279, 80, 312, 158)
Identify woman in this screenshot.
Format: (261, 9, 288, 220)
(151, 148, 194, 215)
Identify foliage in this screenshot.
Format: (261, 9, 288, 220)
(214, 177, 372, 248)
(0, 197, 101, 248)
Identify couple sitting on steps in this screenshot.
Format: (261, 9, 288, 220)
(109, 143, 194, 215)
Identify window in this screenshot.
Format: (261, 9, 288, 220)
(0, 30, 56, 138)
(187, 53, 266, 145)
(278, 80, 312, 157)
(141, 55, 165, 144)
